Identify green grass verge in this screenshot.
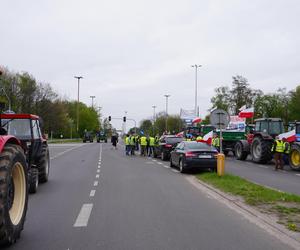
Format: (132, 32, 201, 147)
(196, 172, 300, 205)
(196, 172, 300, 232)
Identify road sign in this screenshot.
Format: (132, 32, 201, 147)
(210, 109, 230, 129)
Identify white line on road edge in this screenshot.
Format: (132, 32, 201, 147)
(90, 190, 96, 197)
(50, 144, 86, 160)
(97, 169, 100, 173)
(187, 176, 300, 250)
(157, 162, 163, 165)
(163, 165, 170, 169)
(171, 169, 179, 173)
(96, 174, 100, 178)
(73, 204, 93, 227)
(98, 166, 101, 169)
(93, 181, 99, 186)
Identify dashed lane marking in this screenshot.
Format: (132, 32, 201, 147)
(163, 165, 170, 169)
(97, 169, 100, 173)
(90, 190, 96, 197)
(171, 169, 179, 173)
(96, 174, 100, 178)
(157, 162, 163, 165)
(73, 204, 93, 227)
(93, 181, 99, 186)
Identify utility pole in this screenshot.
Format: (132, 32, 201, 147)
(191, 64, 202, 116)
(90, 95, 95, 109)
(74, 76, 83, 132)
(152, 105, 157, 136)
(164, 95, 170, 133)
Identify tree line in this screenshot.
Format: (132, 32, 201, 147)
(210, 75, 300, 124)
(0, 67, 101, 138)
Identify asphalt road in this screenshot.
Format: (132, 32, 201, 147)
(8, 142, 292, 250)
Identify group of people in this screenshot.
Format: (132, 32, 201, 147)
(124, 134, 159, 157)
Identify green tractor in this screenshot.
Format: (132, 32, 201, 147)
(287, 121, 300, 170)
(96, 130, 108, 143)
(235, 118, 284, 163)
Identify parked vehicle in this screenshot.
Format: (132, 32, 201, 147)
(170, 141, 218, 173)
(83, 131, 93, 143)
(288, 121, 300, 170)
(153, 135, 183, 160)
(96, 130, 107, 143)
(0, 113, 50, 193)
(234, 118, 284, 163)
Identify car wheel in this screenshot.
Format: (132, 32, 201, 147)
(179, 159, 186, 173)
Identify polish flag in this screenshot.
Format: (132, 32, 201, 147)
(192, 117, 202, 124)
(197, 130, 213, 145)
(239, 105, 247, 111)
(239, 107, 254, 118)
(176, 131, 184, 137)
(278, 129, 296, 143)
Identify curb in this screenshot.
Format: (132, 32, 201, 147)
(186, 176, 300, 250)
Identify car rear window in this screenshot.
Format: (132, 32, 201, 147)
(165, 137, 183, 144)
(186, 142, 212, 150)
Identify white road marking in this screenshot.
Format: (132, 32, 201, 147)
(171, 169, 179, 173)
(98, 165, 101, 169)
(94, 181, 99, 186)
(256, 165, 268, 169)
(96, 174, 100, 178)
(163, 165, 170, 169)
(296, 174, 300, 177)
(50, 144, 85, 160)
(74, 204, 93, 227)
(97, 169, 100, 173)
(90, 190, 96, 197)
(157, 162, 163, 165)
(152, 159, 157, 162)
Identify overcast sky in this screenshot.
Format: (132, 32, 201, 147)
(1, 0, 300, 131)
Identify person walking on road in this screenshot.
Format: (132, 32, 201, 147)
(283, 137, 290, 165)
(111, 133, 118, 150)
(272, 136, 284, 170)
(129, 134, 136, 155)
(139, 134, 147, 156)
(125, 134, 130, 155)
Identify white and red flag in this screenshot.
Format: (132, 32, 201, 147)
(197, 130, 213, 145)
(176, 131, 184, 137)
(238, 107, 254, 118)
(278, 129, 296, 143)
(192, 117, 202, 124)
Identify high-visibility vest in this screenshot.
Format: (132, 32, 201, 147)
(273, 140, 284, 153)
(284, 142, 290, 154)
(212, 137, 220, 147)
(140, 136, 147, 146)
(196, 136, 203, 141)
(186, 138, 192, 141)
(149, 137, 155, 146)
(125, 137, 130, 145)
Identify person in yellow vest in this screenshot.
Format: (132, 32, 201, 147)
(272, 136, 284, 170)
(139, 134, 148, 156)
(125, 134, 130, 155)
(282, 137, 290, 166)
(129, 134, 136, 155)
(212, 133, 220, 152)
(196, 135, 203, 141)
(148, 136, 155, 157)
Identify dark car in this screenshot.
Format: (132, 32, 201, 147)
(170, 141, 218, 173)
(83, 131, 93, 143)
(153, 135, 183, 160)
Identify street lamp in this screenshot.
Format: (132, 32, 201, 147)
(191, 64, 202, 116)
(164, 95, 170, 133)
(74, 76, 83, 132)
(90, 95, 95, 109)
(152, 105, 157, 136)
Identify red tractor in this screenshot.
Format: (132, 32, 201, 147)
(0, 113, 50, 245)
(234, 118, 284, 164)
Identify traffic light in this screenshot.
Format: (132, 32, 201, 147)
(123, 116, 126, 122)
(108, 116, 111, 121)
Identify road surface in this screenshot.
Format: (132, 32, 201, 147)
(9, 143, 292, 250)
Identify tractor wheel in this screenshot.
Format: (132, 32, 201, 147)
(37, 145, 50, 183)
(29, 168, 38, 194)
(235, 141, 248, 161)
(289, 143, 300, 171)
(0, 144, 28, 246)
(251, 137, 272, 164)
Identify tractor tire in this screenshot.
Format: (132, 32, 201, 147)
(289, 143, 300, 171)
(29, 168, 38, 194)
(235, 141, 248, 161)
(37, 145, 50, 183)
(251, 137, 272, 164)
(0, 144, 28, 246)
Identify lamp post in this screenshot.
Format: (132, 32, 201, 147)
(191, 64, 202, 116)
(164, 95, 170, 133)
(152, 105, 156, 135)
(90, 95, 95, 109)
(74, 76, 83, 132)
